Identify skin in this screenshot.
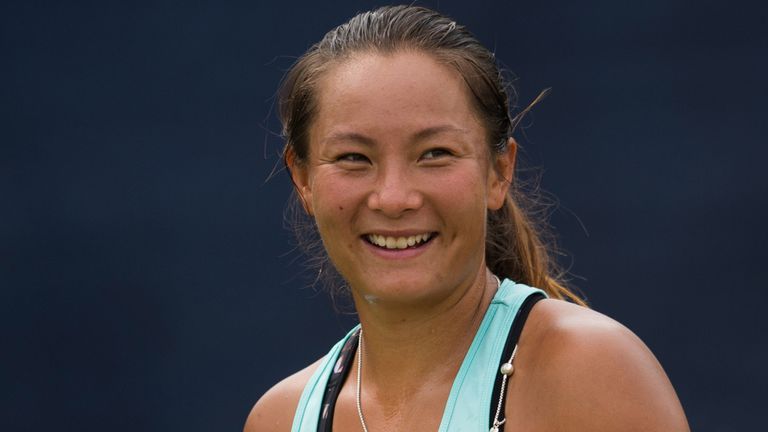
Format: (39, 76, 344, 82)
(245, 51, 689, 431)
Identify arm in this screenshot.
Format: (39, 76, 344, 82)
(244, 359, 322, 432)
(524, 300, 689, 431)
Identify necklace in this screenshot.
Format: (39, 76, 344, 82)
(489, 344, 517, 432)
(355, 275, 504, 432)
(356, 330, 369, 432)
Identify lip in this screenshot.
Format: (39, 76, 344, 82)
(360, 231, 437, 260)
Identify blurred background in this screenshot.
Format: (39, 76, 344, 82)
(2, 0, 766, 430)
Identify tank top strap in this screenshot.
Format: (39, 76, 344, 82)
(488, 288, 546, 430)
(291, 324, 360, 432)
(438, 280, 546, 431)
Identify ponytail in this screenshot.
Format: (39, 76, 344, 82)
(487, 190, 587, 305)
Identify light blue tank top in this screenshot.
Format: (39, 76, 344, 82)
(291, 280, 546, 431)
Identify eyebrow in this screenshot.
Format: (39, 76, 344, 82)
(412, 125, 469, 142)
(325, 125, 468, 146)
(325, 131, 376, 146)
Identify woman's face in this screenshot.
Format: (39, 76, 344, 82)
(291, 51, 513, 307)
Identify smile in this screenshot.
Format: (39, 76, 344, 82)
(365, 233, 435, 250)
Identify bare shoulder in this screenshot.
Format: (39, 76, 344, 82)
(519, 299, 690, 431)
(243, 358, 324, 432)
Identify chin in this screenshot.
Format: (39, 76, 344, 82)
(353, 274, 449, 305)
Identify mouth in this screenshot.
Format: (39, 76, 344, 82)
(364, 232, 436, 250)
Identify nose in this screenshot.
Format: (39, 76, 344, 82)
(367, 165, 423, 217)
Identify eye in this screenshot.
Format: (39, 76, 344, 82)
(336, 153, 370, 163)
(420, 148, 452, 160)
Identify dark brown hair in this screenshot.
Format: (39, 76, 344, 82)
(279, 5, 585, 305)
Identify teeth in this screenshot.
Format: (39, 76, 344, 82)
(367, 233, 433, 249)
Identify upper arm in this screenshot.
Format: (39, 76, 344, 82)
(243, 359, 323, 432)
(527, 301, 690, 431)
(244, 384, 300, 432)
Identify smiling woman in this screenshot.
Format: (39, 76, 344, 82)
(246, 5, 689, 432)
(294, 52, 502, 308)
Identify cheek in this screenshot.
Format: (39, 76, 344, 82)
(432, 168, 488, 206)
(308, 173, 369, 278)
(309, 172, 363, 231)
(425, 167, 490, 233)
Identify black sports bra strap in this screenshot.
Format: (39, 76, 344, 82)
(317, 328, 360, 432)
(488, 292, 546, 431)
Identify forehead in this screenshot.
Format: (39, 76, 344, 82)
(310, 51, 484, 143)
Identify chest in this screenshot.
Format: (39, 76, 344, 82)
(328, 378, 552, 432)
(331, 384, 448, 431)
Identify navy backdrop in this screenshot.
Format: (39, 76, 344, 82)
(3, 0, 766, 430)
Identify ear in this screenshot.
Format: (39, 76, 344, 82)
(285, 148, 314, 216)
(487, 137, 516, 211)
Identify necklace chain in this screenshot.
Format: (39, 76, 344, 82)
(356, 330, 369, 432)
(355, 275, 504, 432)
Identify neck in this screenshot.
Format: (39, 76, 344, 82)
(352, 267, 498, 396)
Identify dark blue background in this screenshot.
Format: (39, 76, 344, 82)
(3, 1, 766, 430)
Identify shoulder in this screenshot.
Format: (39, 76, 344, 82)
(243, 358, 324, 432)
(516, 299, 689, 431)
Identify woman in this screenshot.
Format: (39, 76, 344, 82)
(247, 5, 688, 431)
